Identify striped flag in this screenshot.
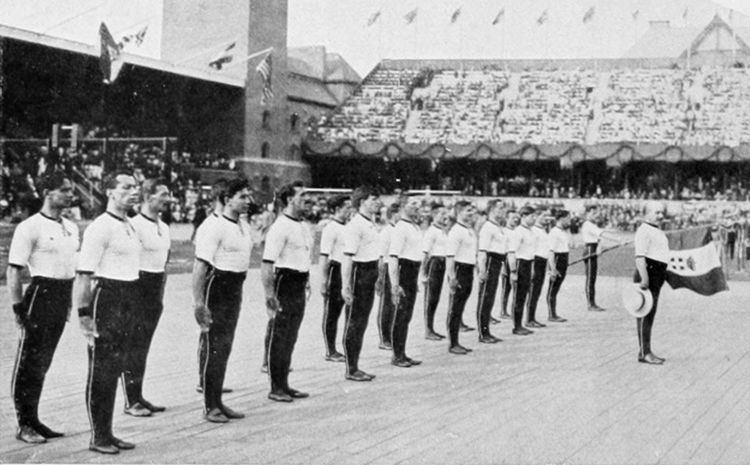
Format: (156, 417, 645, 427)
(256, 52, 274, 105)
(665, 227, 728, 296)
(583, 6, 595, 23)
(120, 25, 148, 48)
(208, 42, 236, 70)
(367, 10, 381, 27)
(537, 9, 549, 26)
(404, 8, 418, 24)
(99, 22, 124, 84)
(451, 7, 462, 24)
(492, 8, 505, 25)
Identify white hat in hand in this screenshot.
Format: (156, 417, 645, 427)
(621, 284, 653, 318)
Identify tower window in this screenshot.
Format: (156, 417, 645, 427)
(261, 142, 270, 158)
(262, 110, 271, 129)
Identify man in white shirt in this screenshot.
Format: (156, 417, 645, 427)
(526, 209, 550, 328)
(419, 203, 449, 340)
(262, 181, 313, 401)
(499, 210, 520, 320)
(121, 179, 171, 416)
(634, 202, 670, 365)
(581, 205, 618, 311)
(446, 201, 478, 354)
(476, 199, 506, 343)
(192, 178, 253, 423)
(507, 206, 536, 336)
(319, 194, 352, 362)
(546, 210, 571, 323)
(8, 173, 79, 444)
(377, 202, 400, 350)
(73, 172, 141, 454)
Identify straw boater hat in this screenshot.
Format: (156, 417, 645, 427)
(621, 284, 653, 318)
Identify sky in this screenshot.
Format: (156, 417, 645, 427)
(3, 0, 750, 76)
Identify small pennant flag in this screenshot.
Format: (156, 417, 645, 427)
(405, 8, 418, 24)
(492, 8, 505, 25)
(256, 52, 274, 105)
(451, 7, 462, 24)
(99, 22, 124, 84)
(583, 6, 595, 23)
(537, 9, 549, 26)
(119, 25, 148, 49)
(367, 10, 381, 27)
(632, 9, 640, 21)
(208, 42, 236, 70)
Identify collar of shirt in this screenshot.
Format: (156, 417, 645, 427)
(456, 221, 471, 230)
(106, 211, 126, 222)
(358, 213, 374, 223)
(39, 211, 62, 223)
(284, 213, 301, 223)
(222, 215, 239, 224)
(139, 212, 158, 223)
(332, 217, 345, 225)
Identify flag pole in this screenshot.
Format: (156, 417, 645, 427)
(221, 46, 274, 70)
(174, 39, 239, 65)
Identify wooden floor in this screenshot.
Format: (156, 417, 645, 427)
(1, 270, 749, 464)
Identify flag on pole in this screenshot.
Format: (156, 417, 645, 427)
(583, 6, 595, 23)
(632, 9, 640, 21)
(256, 52, 274, 105)
(682, 7, 689, 21)
(451, 7, 462, 24)
(120, 25, 148, 48)
(664, 226, 728, 296)
(99, 22, 124, 84)
(492, 8, 505, 25)
(208, 42, 236, 70)
(404, 8, 418, 24)
(367, 10, 381, 27)
(537, 9, 549, 26)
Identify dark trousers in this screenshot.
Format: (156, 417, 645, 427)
(200, 270, 245, 412)
(344, 260, 379, 374)
(634, 259, 667, 358)
(584, 243, 598, 307)
(447, 263, 474, 347)
(512, 259, 532, 330)
(86, 278, 139, 445)
(12, 277, 72, 428)
(476, 253, 504, 336)
(501, 260, 512, 315)
(546, 253, 568, 317)
(268, 269, 308, 392)
(122, 271, 165, 407)
(377, 266, 394, 345)
(392, 259, 420, 359)
(526, 256, 547, 322)
(423, 256, 445, 333)
(322, 261, 344, 356)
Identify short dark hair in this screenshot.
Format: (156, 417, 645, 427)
(554, 209, 570, 220)
(585, 205, 599, 213)
(454, 200, 473, 214)
(102, 171, 134, 191)
(37, 172, 70, 194)
(141, 178, 167, 201)
(276, 180, 305, 207)
(386, 202, 401, 220)
(518, 205, 535, 217)
(327, 194, 350, 212)
(211, 179, 229, 205)
(223, 177, 251, 204)
(351, 186, 378, 209)
(506, 208, 517, 214)
(486, 199, 502, 213)
(429, 201, 444, 212)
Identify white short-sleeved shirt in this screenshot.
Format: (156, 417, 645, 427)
(446, 223, 477, 265)
(319, 218, 346, 263)
(8, 213, 80, 279)
(343, 213, 380, 262)
(131, 213, 171, 272)
(582, 220, 603, 244)
(263, 214, 313, 272)
(532, 226, 549, 258)
(194, 215, 253, 272)
(193, 213, 220, 245)
(478, 220, 507, 255)
(508, 225, 536, 261)
(548, 227, 571, 253)
(77, 212, 141, 281)
(422, 224, 448, 257)
(634, 222, 669, 264)
(389, 219, 423, 262)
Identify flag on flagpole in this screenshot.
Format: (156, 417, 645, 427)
(537, 9, 549, 26)
(208, 42, 236, 70)
(665, 226, 728, 296)
(367, 10, 381, 27)
(451, 7, 462, 24)
(119, 25, 148, 49)
(583, 6, 595, 23)
(99, 22, 124, 84)
(256, 52, 274, 105)
(404, 8, 418, 24)
(632, 9, 640, 21)
(492, 8, 505, 25)
(682, 7, 689, 21)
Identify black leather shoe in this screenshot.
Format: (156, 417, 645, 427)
(260, 364, 268, 373)
(124, 402, 152, 417)
(110, 436, 135, 450)
(325, 352, 346, 362)
(16, 425, 46, 444)
(588, 305, 606, 312)
(512, 327, 533, 336)
(526, 320, 546, 328)
(268, 391, 293, 402)
(196, 385, 234, 394)
(651, 353, 666, 362)
(490, 316, 502, 325)
(346, 370, 374, 382)
(479, 334, 501, 344)
(639, 353, 664, 365)
(89, 443, 119, 454)
(449, 345, 469, 355)
(204, 408, 229, 423)
(139, 398, 166, 413)
(220, 404, 245, 419)
(548, 316, 567, 323)
(460, 324, 475, 332)
(391, 357, 412, 368)
(285, 388, 309, 399)
(378, 342, 393, 350)
(425, 331, 445, 341)
(33, 422, 64, 439)
(405, 357, 422, 366)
